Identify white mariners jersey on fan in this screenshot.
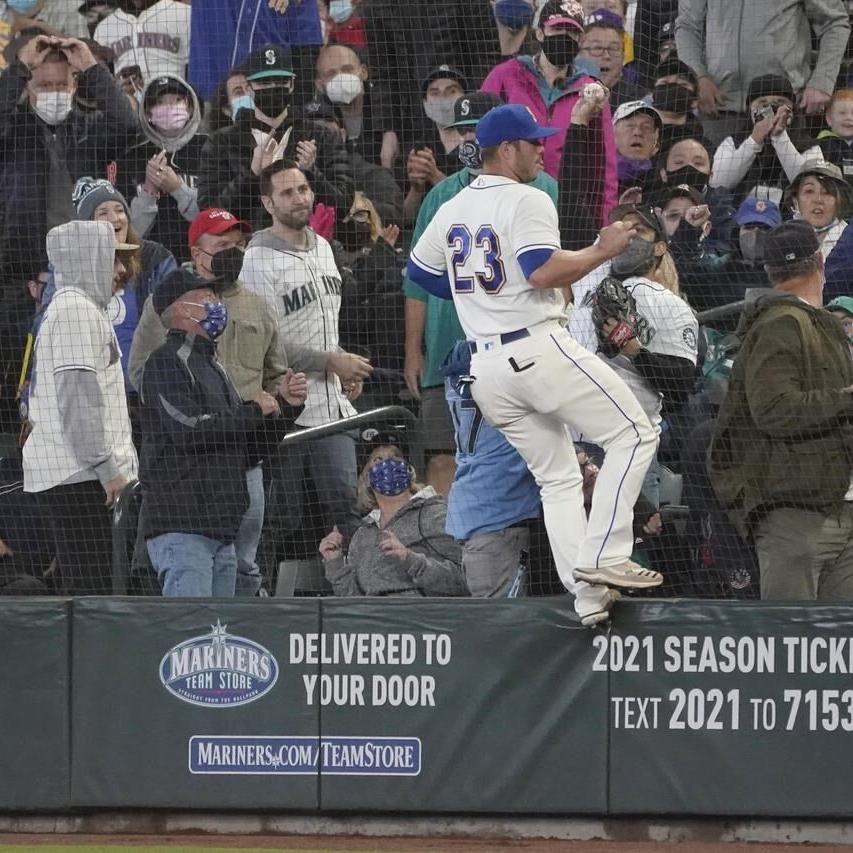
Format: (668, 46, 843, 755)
(604, 276, 698, 427)
(410, 174, 565, 340)
(240, 228, 357, 428)
(94, 0, 190, 81)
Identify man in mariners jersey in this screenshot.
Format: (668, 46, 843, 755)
(240, 159, 371, 556)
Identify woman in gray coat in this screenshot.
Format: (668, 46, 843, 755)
(320, 445, 467, 597)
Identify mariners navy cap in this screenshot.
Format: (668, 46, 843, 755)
(475, 104, 560, 147)
(188, 209, 251, 249)
(761, 220, 820, 270)
(447, 91, 503, 130)
(245, 45, 295, 81)
(153, 268, 215, 315)
(537, 0, 585, 32)
(733, 197, 782, 229)
(612, 99, 664, 129)
(421, 64, 469, 97)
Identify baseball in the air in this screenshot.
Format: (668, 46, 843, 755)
(583, 83, 606, 102)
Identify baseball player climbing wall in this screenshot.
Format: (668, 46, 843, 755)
(407, 104, 662, 626)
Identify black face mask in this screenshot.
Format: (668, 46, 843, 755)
(540, 34, 579, 68)
(668, 218, 704, 261)
(253, 85, 291, 117)
(211, 246, 245, 283)
(665, 164, 709, 195)
(337, 219, 372, 252)
(652, 83, 695, 114)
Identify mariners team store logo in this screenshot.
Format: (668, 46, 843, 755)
(159, 620, 279, 707)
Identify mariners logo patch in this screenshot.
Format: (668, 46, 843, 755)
(160, 621, 279, 707)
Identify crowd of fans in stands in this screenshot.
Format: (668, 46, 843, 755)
(2, 0, 853, 605)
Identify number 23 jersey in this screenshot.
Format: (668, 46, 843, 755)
(410, 174, 566, 340)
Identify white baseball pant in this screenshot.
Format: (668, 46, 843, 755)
(469, 322, 658, 593)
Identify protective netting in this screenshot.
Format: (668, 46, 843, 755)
(1, 0, 852, 605)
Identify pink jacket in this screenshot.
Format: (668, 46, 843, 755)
(481, 57, 618, 226)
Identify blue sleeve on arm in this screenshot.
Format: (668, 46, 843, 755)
(405, 258, 453, 300)
(517, 247, 555, 279)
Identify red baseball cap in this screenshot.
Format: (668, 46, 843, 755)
(188, 208, 251, 249)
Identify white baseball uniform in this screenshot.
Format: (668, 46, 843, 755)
(602, 276, 699, 429)
(409, 174, 658, 592)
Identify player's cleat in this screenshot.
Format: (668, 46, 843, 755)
(574, 585, 621, 627)
(573, 561, 663, 590)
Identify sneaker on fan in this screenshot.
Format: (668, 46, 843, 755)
(573, 561, 663, 589)
(573, 585, 621, 627)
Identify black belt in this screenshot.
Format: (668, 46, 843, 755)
(467, 328, 530, 355)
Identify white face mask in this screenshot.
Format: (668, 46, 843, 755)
(424, 96, 457, 129)
(149, 103, 190, 132)
(33, 91, 74, 125)
(325, 72, 363, 105)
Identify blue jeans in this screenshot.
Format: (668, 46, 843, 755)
(234, 464, 265, 596)
(147, 533, 237, 597)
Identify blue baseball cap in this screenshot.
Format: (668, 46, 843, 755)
(475, 104, 560, 147)
(733, 196, 782, 229)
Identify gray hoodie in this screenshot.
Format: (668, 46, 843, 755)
(324, 487, 468, 597)
(128, 74, 202, 237)
(675, 0, 850, 111)
(138, 73, 202, 154)
(23, 221, 138, 492)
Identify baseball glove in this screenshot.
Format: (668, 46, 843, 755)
(589, 276, 648, 358)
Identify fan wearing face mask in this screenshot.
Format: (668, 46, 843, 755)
(140, 268, 291, 598)
(197, 44, 354, 232)
(0, 35, 138, 430)
(653, 183, 736, 316)
(710, 74, 822, 206)
(300, 98, 403, 228)
(401, 64, 469, 222)
(311, 43, 394, 169)
(334, 192, 406, 395)
(481, 0, 618, 222)
(649, 59, 704, 140)
(129, 208, 309, 596)
(591, 204, 698, 507)
(699, 196, 779, 330)
(320, 445, 467, 598)
(115, 75, 207, 263)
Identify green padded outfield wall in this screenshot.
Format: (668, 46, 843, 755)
(2, 598, 853, 815)
(0, 600, 70, 810)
